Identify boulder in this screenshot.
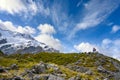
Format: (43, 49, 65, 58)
(97, 66, 106, 73)
(10, 64, 18, 70)
(56, 73, 66, 77)
(68, 75, 81, 80)
(32, 74, 64, 80)
(94, 61, 101, 66)
(0, 67, 6, 73)
(74, 60, 81, 65)
(99, 59, 106, 65)
(26, 70, 34, 79)
(103, 78, 109, 80)
(47, 64, 59, 71)
(67, 65, 89, 73)
(32, 62, 47, 74)
(48, 74, 65, 80)
(114, 72, 120, 80)
(85, 70, 93, 75)
(33, 75, 41, 80)
(112, 61, 120, 71)
(97, 66, 114, 76)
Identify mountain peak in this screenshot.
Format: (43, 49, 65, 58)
(0, 28, 58, 54)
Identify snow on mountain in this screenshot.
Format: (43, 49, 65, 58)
(0, 28, 59, 54)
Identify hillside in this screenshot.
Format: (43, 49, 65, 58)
(0, 52, 120, 80)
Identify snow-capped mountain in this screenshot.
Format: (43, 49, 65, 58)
(0, 28, 59, 54)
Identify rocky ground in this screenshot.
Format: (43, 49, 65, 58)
(0, 52, 120, 80)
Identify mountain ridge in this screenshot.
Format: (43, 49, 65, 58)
(0, 28, 59, 54)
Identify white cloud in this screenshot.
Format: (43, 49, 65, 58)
(74, 39, 120, 60)
(35, 24, 63, 51)
(50, 1, 70, 33)
(102, 39, 112, 45)
(0, 0, 68, 32)
(111, 25, 120, 33)
(0, 0, 50, 18)
(17, 26, 36, 34)
(37, 1, 50, 16)
(0, 20, 17, 31)
(74, 42, 99, 52)
(35, 34, 62, 51)
(27, 0, 38, 16)
(0, 20, 35, 34)
(38, 24, 56, 34)
(100, 39, 120, 60)
(70, 0, 120, 38)
(0, 0, 26, 14)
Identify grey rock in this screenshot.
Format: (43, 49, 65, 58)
(74, 60, 81, 65)
(47, 64, 59, 71)
(68, 75, 81, 80)
(32, 62, 47, 74)
(56, 74, 66, 77)
(94, 61, 101, 66)
(98, 59, 106, 65)
(68, 77, 75, 80)
(48, 74, 65, 80)
(33, 74, 65, 80)
(112, 61, 120, 71)
(33, 75, 41, 80)
(26, 70, 34, 79)
(114, 72, 120, 80)
(97, 66, 114, 75)
(11, 64, 18, 70)
(67, 65, 89, 73)
(33, 74, 49, 80)
(103, 78, 109, 80)
(85, 70, 92, 75)
(97, 66, 105, 72)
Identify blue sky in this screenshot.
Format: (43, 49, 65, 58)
(0, 0, 120, 59)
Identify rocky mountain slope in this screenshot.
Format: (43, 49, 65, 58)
(0, 52, 120, 80)
(0, 28, 58, 54)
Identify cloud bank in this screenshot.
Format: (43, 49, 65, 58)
(0, 0, 26, 14)
(0, 0, 50, 18)
(74, 42, 99, 52)
(37, 24, 56, 34)
(35, 24, 63, 51)
(0, 20, 35, 35)
(74, 38, 120, 60)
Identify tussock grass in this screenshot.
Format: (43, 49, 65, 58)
(0, 52, 119, 80)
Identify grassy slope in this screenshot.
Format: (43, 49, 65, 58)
(0, 52, 120, 79)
